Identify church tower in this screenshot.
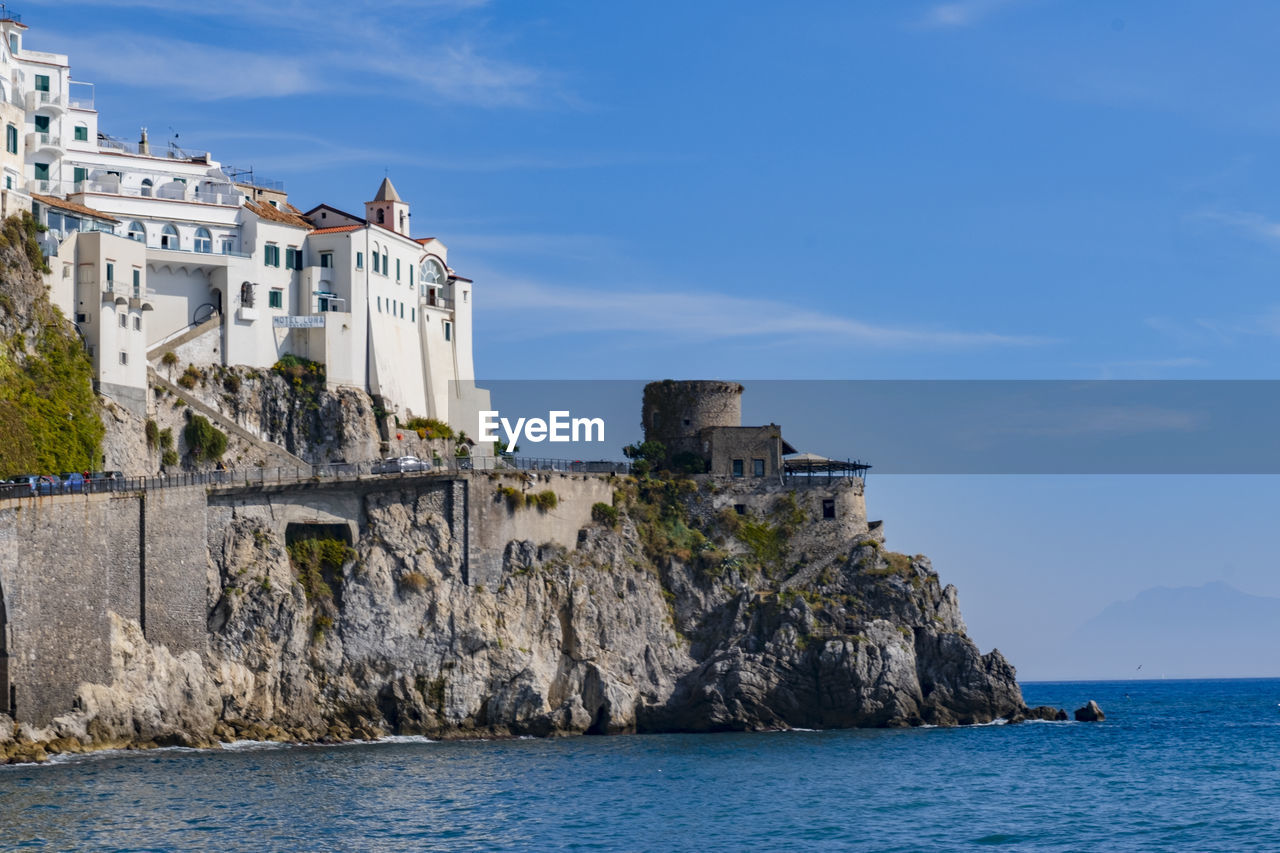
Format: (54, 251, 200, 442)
(365, 177, 411, 236)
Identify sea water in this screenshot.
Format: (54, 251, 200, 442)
(2, 679, 1279, 851)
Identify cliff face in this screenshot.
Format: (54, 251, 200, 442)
(3, 476, 1030, 762)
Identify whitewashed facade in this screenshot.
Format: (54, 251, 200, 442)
(3, 12, 487, 433)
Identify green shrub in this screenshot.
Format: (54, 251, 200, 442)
(272, 354, 326, 388)
(144, 419, 159, 448)
(183, 414, 228, 462)
(161, 449, 179, 467)
(527, 490, 558, 512)
(591, 502, 619, 527)
(161, 351, 178, 368)
(177, 364, 200, 390)
(670, 451, 708, 474)
(404, 416, 454, 441)
(496, 485, 524, 511)
(158, 427, 174, 451)
(286, 536, 354, 603)
(223, 373, 241, 394)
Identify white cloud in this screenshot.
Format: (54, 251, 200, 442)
(478, 268, 1051, 349)
(917, 0, 1024, 29)
(27, 1, 554, 107)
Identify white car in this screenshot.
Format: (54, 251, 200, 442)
(373, 456, 429, 474)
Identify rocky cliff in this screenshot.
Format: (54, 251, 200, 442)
(1, 473, 1044, 763)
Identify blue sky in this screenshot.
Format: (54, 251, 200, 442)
(29, 0, 1280, 677)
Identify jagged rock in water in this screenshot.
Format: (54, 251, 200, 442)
(1074, 700, 1106, 722)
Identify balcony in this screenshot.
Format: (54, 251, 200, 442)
(68, 81, 94, 111)
(25, 91, 66, 113)
(77, 178, 243, 208)
(25, 131, 63, 154)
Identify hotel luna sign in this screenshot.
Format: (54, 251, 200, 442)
(273, 316, 326, 329)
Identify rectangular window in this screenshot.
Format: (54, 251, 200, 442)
(74, 125, 89, 142)
(119, 351, 128, 365)
(4, 177, 10, 190)
(119, 314, 127, 328)
(133, 316, 141, 331)
(132, 269, 141, 298)
(268, 289, 283, 309)
(35, 74, 50, 93)
(264, 244, 279, 267)
(8, 34, 17, 54)
(822, 499, 836, 520)
(396, 259, 401, 281)
(752, 458, 765, 477)
(382, 252, 388, 274)
(734, 504, 746, 515)
(411, 307, 415, 323)
(732, 459, 744, 478)
(284, 247, 296, 269)
(34, 115, 49, 133)
(105, 262, 114, 283)
(33, 163, 48, 181)
(377, 296, 382, 312)
(372, 252, 379, 274)
(443, 321, 452, 341)
(75, 312, 88, 323)
(5, 125, 15, 154)
(399, 303, 404, 319)
(73, 166, 88, 185)
(320, 252, 333, 269)
(409, 266, 414, 287)
(356, 251, 364, 270)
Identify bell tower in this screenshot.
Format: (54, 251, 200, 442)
(365, 177, 410, 236)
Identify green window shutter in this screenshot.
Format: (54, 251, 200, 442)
(356, 252, 363, 269)
(74, 167, 88, 183)
(75, 126, 89, 141)
(34, 163, 49, 181)
(5, 125, 14, 154)
(35, 75, 49, 92)
(34, 115, 49, 133)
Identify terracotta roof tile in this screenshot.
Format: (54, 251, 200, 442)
(244, 199, 312, 229)
(310, 225, 364, 235)
(31, 193, 120, 223)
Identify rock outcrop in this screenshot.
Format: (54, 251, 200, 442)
(2, 473, 1061, 763)
(1074, 700, 1106, 722)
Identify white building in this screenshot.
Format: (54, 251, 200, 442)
(3, 11, 488, 436)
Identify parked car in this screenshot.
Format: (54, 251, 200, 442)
(20, 475, 60, 495)
(61, 473, 87, 493)
(372, 456, 429, 474)
(88, 471, 125, 491)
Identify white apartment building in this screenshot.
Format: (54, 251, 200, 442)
(1, 11, 488, 436)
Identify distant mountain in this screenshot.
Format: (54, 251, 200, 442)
(1055, 582, 1280, 680)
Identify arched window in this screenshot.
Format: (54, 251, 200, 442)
(160, 224, 179, 250)
(421, 258, 446, 285)
(194, 227, 212, 253)
(371, 242, 381, 274)
(376, 208, 385, 224)
(127, 221, 145, 242)
(140, 178, 153, 198)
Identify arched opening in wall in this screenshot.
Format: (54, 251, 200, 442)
(284, 523, 355, 617)
(141, 178, 153, 198)
(1, 580, 12, 719)
(376, 208, 385, 225)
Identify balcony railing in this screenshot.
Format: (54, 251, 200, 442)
(25, 131, 62, 152)
(68, 81, 94, 110)
(76, 179, 243, 207)
(26, 91, 66, 112)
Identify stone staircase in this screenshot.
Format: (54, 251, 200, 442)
(147, 313, 221, 361)
(150, 368, 310, 470)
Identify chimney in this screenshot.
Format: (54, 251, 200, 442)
(139, 127, 150, 156)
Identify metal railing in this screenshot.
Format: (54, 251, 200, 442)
(0, 456, 631, 502)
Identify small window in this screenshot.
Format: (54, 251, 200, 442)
(734, 504, 746, 515)
(132, 269, 140, 298)
(240, 282, 255, 308)
(732, 459, 744, 478)
(752, 458, 765, 477)
(382, 252, 388, 273)
(268, 289, 283, 309)
(133, 316, 141, 331)
(34, 115, 49, 134)
(399, 302, 404, 319)
(194, 228, 212, 253)
(822, 499, 836, 520)
(74, 124, 89, 142)
(73, 166, 88, 185)
(75, 312, 88, 323)
(160, 224, 179, 249)
(376, 208, 385, 224)
(411, 307, 415, 323)
(33, 162, 49, 181)
(396, 258, 401, 281)
(377, 296, 382, 312)
(119, 351, 128, 365)
(264, 244, 279, 267)
(119, 313, 128, 328)
(443, 321, 452, 341)
(285, 247, 300, 269)
(409, 266, 413, 286)
(8, 34, 17, 55)
(320, 252, 333, 269)
(356, 251, 364, 270)
(5, 124, 15, 154)
(140, 178, 153, 197)
(35, 74, 49, 93)
(105, 262, 114, 282)
(372, 252, 380, 274)
(127, 221, 145, 242)
(221, 238, 235, 255)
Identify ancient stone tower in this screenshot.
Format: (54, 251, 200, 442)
(641, 380, 743, 459)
